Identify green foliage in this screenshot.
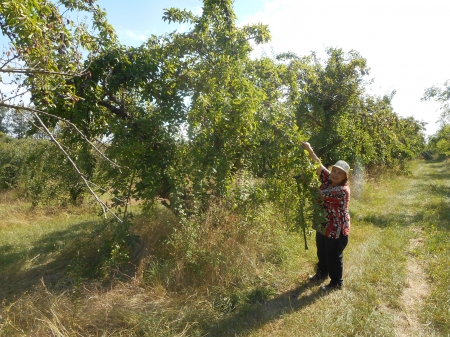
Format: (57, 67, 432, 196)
(3, 157, 450, 336)
(0, 135, 27, 189)
(350, 96, 425, 171)
(423, 79, 450, 124)
(424, 126, 450, 159)
(422, 80, 450, 159)
(96, 217, 139, 278)
(287, 48, 369, 163)
(282, 48, 425, 171)
(49, 0, 274, 214)
(64, 216, 140, 282)
(0, 135, 88, 206)
(0, 107, 8, 134)
(0, 0, 117, 105)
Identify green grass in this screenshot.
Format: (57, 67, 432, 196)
(0, 201, 101, 298)
(416, 161, 450, 335)
(0, 160, 449, 336)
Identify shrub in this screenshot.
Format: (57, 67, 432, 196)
(0, 135, 89, 207)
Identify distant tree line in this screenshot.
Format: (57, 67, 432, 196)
(0, 106, 33, 138)
(422, 80, 450, 159)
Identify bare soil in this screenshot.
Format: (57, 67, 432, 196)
(393, 227, 431, 337)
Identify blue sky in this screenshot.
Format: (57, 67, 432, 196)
(96, 0, 266, 42)
(95, 0, 450, 136)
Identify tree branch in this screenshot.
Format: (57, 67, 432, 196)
(0, 67, 83, 77)
(316, 137, 343, 158)
(298, 111, 323, 128)
(31, 111, 122, 222)
(97, 100, 129, 120)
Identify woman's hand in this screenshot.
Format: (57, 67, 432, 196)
(301, 141, 311, 149)
(302, 142, 316, 155)
(302, 142, 323, 173)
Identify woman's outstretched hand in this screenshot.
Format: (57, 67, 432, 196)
(301, 142, 321, 167)
(301, 142, 312, 151)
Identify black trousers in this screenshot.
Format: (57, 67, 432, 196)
(315, 231, 348, 285)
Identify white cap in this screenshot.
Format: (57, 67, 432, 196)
(332, 160, 350, 176)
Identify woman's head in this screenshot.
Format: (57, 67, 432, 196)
(330, 160, 350, 186)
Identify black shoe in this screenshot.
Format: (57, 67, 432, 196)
(308, 272, 328, 282)
(320, 282, 342, 291)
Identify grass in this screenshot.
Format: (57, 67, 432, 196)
(0, 160, 449, 336)
(417, 161, 450, 335)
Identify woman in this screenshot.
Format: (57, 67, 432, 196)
(301, 142, 351, 291)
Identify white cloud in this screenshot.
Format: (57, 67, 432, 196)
(121, 30, 148, 43)
(192, 5, 203, 16)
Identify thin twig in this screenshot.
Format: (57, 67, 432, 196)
(0, 68, 82, 77)
(24, 116, 127, 206)
(87, 180, 127, 204)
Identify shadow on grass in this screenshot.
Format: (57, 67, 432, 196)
(361, 212, 425, 228)
(420, 162, 450, 197)
(0, 220, 104, 301)
(359, 160, 450, 231)
(421, 172, 450, 181)
(205, 283, 324, 336)
(421, 181, 450, 199)
(420, 162, 450, 231)
(421, 160, 450, 180)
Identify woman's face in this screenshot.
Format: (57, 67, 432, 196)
(330, 166, 347, 186)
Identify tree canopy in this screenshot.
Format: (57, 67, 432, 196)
(423, 80, 450, 158)
(0, 0, 426, 217)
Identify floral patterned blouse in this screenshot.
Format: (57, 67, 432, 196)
(314, 168, 351, 238)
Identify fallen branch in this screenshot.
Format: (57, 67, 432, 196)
(30, 109, 123, 222)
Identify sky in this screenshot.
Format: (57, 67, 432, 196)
(2, 0, 449, 136)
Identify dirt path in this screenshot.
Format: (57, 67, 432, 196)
(393, 227, 430, 337)
(393, 162, 432, 336)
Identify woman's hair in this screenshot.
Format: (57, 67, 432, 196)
(341, 177, 348, 186)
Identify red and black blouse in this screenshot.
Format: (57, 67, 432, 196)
(315, 168, 351, 238)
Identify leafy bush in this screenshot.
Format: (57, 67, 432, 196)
(0, 135, 88, 206)
(0, 135, 35, 189)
